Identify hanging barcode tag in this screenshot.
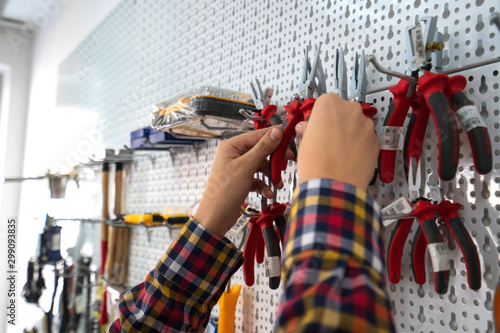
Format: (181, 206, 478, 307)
(229, 214, 250, 235)
(427, 242, 450, 272)
(264, 256, 281, 277)
(456, 105, 487, 131)
(381, 197, 413, 226)
(381, 126, 404, 151)
(410, 26, 426, 66)
(75, 294, 85, 314)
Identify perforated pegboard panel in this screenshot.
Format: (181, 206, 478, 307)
(57, 0, 499, 331)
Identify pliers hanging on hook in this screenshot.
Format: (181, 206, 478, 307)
(269, 43, 327, 185)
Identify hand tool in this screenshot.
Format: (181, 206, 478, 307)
(428, 175, 481, 290)
(408, 158, 450, 294)
(492, 12, 500, 31)
(269, 44, 326, 184)
(249, 79, 297, 157)
(98, 150, 112, 326)
(256, 207, 282, 290)
(376, 16, 460, 183)
(218, 284, 242, 333)
(348, 50, 378, 118)
(444, 75, 492, 174)
(242, 215, 265, 287)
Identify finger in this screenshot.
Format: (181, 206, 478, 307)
(250, 178, 274, 199)
(285, 147, 295, 160)
(239, 128, 283, 173)
(228, 126, 276, 156)
(295, 121, 308, 137)
(256, 159, 270, 178)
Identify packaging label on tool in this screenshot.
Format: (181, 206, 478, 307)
(456, 105, 487, 131)
(427, 242, 450, 272)
(382, 197, 413, 226)
(265, 256, 281, 277)
(229, 214, 250, 235)
(381, 126, 404, 151)
(410, 26, 426, 66)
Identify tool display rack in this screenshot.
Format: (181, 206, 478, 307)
(56, 0, 500, 331)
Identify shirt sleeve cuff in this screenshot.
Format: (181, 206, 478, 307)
(151, 218, 244, 302)
(284, 178, 385, 276)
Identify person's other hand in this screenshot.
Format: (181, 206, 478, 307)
(295, 93, 380, 190)
(194, 127, 292, 238)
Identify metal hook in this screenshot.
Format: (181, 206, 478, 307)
(367, 55, 418, 83)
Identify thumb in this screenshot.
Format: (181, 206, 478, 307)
(242, 128, 283, 171)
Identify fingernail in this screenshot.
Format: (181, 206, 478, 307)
(295, 123, 303, 135)
(270, 128, 282, 141)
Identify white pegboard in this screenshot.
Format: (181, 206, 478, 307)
(56, 0, 500, 331)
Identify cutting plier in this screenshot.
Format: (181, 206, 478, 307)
(242, 215, 265, 287)
(409, 158, 450, 294)
(387, 158, 450, 294)
(269, 44, 326, 184)
(378, 16, 460, 183)
(425, 175, 481, 290)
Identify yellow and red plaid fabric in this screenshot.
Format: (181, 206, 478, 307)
(109, 179, 395, 332)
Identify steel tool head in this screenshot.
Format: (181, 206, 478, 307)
(427, 172, 444, 203)
(349, 50, 367, 103)
(298, 43, 326, 100)
(250, 79, 266, 110)
(332, 48, 348, 100)
(406, 16, 443, 73)
(408, 157, 426, 202)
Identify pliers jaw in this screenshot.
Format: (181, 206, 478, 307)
(250, 78, 273, 110)
(408, 157, 426, 202)
(298, 43, 326, 100)
(349, 50, 368, 103)
(332, 48, 348, 100)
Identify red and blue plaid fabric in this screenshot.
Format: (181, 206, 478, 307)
(109, 179, 394, 332)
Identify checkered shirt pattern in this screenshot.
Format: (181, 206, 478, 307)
(274, 179, 395, 333)
(108, 218, 244, 333)
(108, 179, 394, 332)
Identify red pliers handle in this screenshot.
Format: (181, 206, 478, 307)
(445, 75, 492, 175)
(270, 202, 288, 246)
(243, 217, 265, 287)
(417, 72, 460, 181)
(403, 92, 430, 179)
(256, 210, 282, 290)
(387, 217, 414, 284)
(379, 79, 415, 183)
(438, 200, 481, 290)
(269, 100, 303, 184)
(411, 200, 450, 294)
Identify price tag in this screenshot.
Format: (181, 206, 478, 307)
(264, 256, 281, 277)
(381, 126, 404, 151)
(75, 294, 85, 314)
(229, 214, 250, 235)
(427, 242, 450, 272)
(456, 105, 486, 131)
(410, 26, 426, 66)
(382, 197, 413, 226)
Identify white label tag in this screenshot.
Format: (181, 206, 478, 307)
(229, 214, 250, 235)
(456, 105, 486, 131)
(381, 198, 413, 226)
(381, 126, 404, 150)
(410, 26, 426, 66)
(264, 256, 281, 277)
(427, 242, 450, 272)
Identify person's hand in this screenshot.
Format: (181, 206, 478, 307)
(295, 93, 380, 190)
(194, 127, 291, 238)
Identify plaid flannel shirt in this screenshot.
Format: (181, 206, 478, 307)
(108, 179, 394, 332)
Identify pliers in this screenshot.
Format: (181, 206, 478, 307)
(424, 175, 481, 290)
(409, 158, 450, 294)
(378, 16, 461, 183)
(269, 43, 326, 184)
(387, 158, 450, 294)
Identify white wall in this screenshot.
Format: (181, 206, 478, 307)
(1, 1, 121, 331)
